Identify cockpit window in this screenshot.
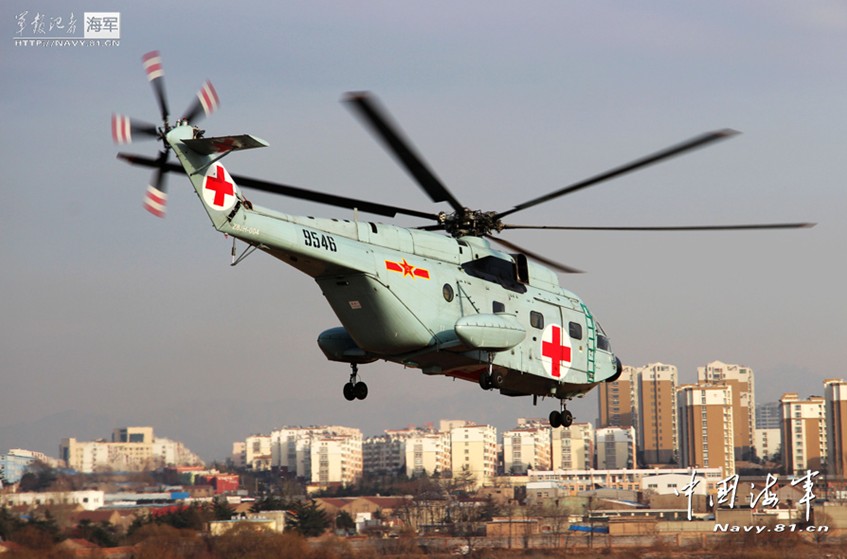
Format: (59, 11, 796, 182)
(597, 334, 611, 351)
(462, 256, 527, 294)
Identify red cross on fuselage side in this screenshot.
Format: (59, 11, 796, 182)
(542, 325, 571, 378)
(205, 165, 234, 207)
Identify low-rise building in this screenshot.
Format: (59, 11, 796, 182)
(0, 490, 104, 512)
(60, 427, 203, 473)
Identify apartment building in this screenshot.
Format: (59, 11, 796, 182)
(450, 423, 497, 487)
(636, 363, 678, 465)
(780, 393, 827, 475)
(551, 422, 594, 470)
(245, 434, 272, 471)
(363, 426, 450, 478)
(698, 360, 756, 461)
(310, 432, 363, 487)
(502, 422, 552, 474)
(824, 379, 847, 478)
(270, 425, 362, 485)
(0, 449, 62, 484)
(677, 384, 736, 476)
(598, 365, 638, 428)
(405, 430, 451, 478)
(595, 426, 636, 470)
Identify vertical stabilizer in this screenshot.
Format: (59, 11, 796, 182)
(166, 125, 268, 229)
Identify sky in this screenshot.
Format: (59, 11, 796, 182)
(2, 1, 845, 462)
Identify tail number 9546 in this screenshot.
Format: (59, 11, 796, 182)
(302, 229, 337, 252)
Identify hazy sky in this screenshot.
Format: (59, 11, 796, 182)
(2, 1, 845, 461)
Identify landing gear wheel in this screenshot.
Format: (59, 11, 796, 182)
(561, 409, 573, 427)
(549, 410, 562, 428)
(492, 371, 505, 388)
(479, 373, 493, 391)
(354, 381, 368, 400)
(343, 382, 356, 401)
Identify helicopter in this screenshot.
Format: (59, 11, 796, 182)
(114, 52, 814, 428)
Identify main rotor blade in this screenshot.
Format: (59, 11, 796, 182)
(502, 222, 816, 232)
(111, 114, 158, 144)
(486, 235, 583, 274)
(117, 153, 439, 220)
(182, 81, 220, 124)
(143, 150, 169, 218)
(142, 51, 169, 123)
(497, 129, 739, 220)
(344, 92, 465, 213)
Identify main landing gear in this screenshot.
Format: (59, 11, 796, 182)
(548, 402, 573, 428)
(478, 356, 504, 391)
(343, 364, 368, 401)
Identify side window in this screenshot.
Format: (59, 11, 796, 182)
(569, 322, 583, 340)
(493, 301, 505, 314)
(530, 311, 544, 329)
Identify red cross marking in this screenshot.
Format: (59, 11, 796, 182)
(542, 325, 571, 378)
(205, 165, 234, 207)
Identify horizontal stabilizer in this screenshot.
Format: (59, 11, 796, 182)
(182, 134, 268, 155)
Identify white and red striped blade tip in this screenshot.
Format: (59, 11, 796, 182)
(142, 51, 164, 81)
(197, 81, 220, 116)
(143, 185, 167, 218)
(111, 113, 132, 144)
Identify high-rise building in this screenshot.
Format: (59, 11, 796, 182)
(502, 422, 552, 474)
(677, 384, 736, 476)
(636, 363, 678, 465)
(450, 423, 497, 487)
(404, 430, 451, 478)
(754, 402, 781, 463)
(756, 402, 781, 429)
(363, 426, 450, 478)
(698, 361, 756, 461)
(824, 379, 847, 478)
(780, 393, 827, 475)
(598, 365, 638, 428)
(270, 425, 362, 484)
(595, 426, 636, 470)
(551, 422, 594, 470)
(310, 432, 363, 487)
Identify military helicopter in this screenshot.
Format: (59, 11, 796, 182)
(114, 52, 813, 428)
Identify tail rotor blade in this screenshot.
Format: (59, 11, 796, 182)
(142, 50, 169, 123)
(182, 81, 220, 123)
(143, 150, 169, 218)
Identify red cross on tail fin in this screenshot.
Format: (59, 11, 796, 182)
(182, 134, 268, 155)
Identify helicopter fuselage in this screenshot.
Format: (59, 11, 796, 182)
(166, 124, 620, 403)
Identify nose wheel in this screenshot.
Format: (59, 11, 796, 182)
(548, 403, 573, 428)
(343, 364, 368, 401)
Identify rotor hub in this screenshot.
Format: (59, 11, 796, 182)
(439, 208, 504, 238)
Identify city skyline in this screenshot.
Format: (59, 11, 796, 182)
(3, 2, 845, 463)
(0, 355, 840, 463)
